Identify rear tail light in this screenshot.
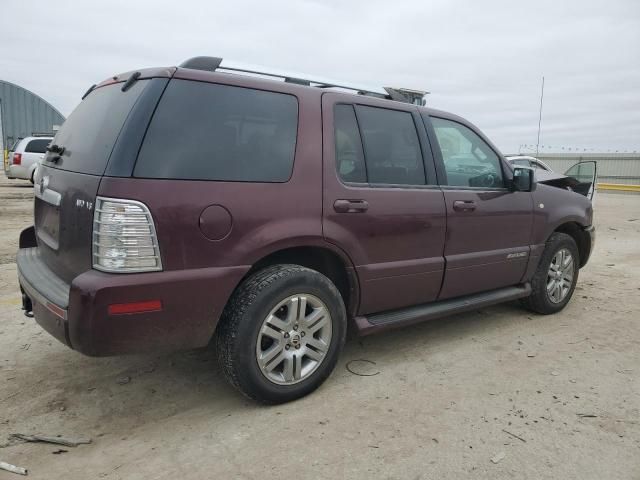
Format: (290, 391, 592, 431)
(13, 153, 22, 165)
(93, 197, 162, 273)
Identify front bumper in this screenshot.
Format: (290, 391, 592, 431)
(17, 242, 249, 356)
(582, 225, 596, 267)
(582, 225, 595, 267)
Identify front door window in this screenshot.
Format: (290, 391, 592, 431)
(431, 117, 504, 189)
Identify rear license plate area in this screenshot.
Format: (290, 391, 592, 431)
(35, 203, 60, 250)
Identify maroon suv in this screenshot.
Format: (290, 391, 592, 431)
(17, 57, 596, 403)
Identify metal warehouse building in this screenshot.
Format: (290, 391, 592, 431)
(0, 80, 65, 156)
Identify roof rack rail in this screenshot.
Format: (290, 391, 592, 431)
(179, 56, 428, 105)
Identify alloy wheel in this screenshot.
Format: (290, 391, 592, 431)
(256, 294, 332, 385)
(546, 248, 574, 303)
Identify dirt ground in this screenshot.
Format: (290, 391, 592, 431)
(0, 174, 638, 480)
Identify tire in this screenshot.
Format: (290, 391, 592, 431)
(216, 264, 347, 404)
(521, 232, 580, 314)
(30, 170, 35, 184)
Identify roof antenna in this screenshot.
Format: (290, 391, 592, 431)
(535, 76, 545, 157)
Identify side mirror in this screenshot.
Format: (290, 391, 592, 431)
(511, 166, 536, 192)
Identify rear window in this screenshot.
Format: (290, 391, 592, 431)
(25, 139, 51, 153)
(45, 80, 148, 175)
(134, 80, 298, 182)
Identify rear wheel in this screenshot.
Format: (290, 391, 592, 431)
(216, 265, 347, 404)
(30, 170, 35, 184)
(521, 233, 579, 314)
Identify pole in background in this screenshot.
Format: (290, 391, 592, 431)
(536, 76, 545, 157)
(0, 99, 6, 166)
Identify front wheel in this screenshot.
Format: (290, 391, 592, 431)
(216, 265, 347, 404)
(521, 232, 580, 314)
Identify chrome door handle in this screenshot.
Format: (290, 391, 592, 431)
(453, 200, 476, 212)
(333, 199, 369, 213)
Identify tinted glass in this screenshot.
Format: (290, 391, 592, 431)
(135, 80, 298, 182)
(45, 80, 148, 175)
(334, 105, 366, 183)
(355, 106, 425, 185)
(25, 139, 51, 153)
(431, 117, 504, 188)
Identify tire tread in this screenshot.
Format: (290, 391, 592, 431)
(216, 264, 345, 403)
(521, 232, 579, 314)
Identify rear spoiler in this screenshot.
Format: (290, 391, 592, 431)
(83, 67, 177, 99)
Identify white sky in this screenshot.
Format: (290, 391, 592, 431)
(2, 0, 639, 153)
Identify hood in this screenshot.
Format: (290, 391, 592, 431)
(534, 169, 567, 183)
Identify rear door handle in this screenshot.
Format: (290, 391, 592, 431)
(453, 200, 476, 212)
(334, 199, 369, 213)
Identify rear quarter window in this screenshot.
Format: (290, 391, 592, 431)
(134, 80, 298, 182)
(25, 139, 51, 153)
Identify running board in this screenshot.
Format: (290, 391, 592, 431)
(354, 283, 531, 336)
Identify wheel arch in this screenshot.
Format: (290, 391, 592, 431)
(552, 221, 591, 268)
(244, 245, 360, 318)
(214, 242, 360, 336)
(29, 164, 38, 182)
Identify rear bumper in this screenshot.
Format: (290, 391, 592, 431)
(17, 243, 249, 356)
(7, 164, 29, 180)
(18, 248, 71, 346)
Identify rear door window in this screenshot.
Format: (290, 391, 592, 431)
(134, 80, 298, 182)
(25, 139, 51, 153)
(45, 80, 148, 175)
(355, 105, 425, 185)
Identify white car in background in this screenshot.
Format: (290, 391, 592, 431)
(506, 155, 554, 171)
(4, 136, 53, 183)
(506, 155, 598, 203)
